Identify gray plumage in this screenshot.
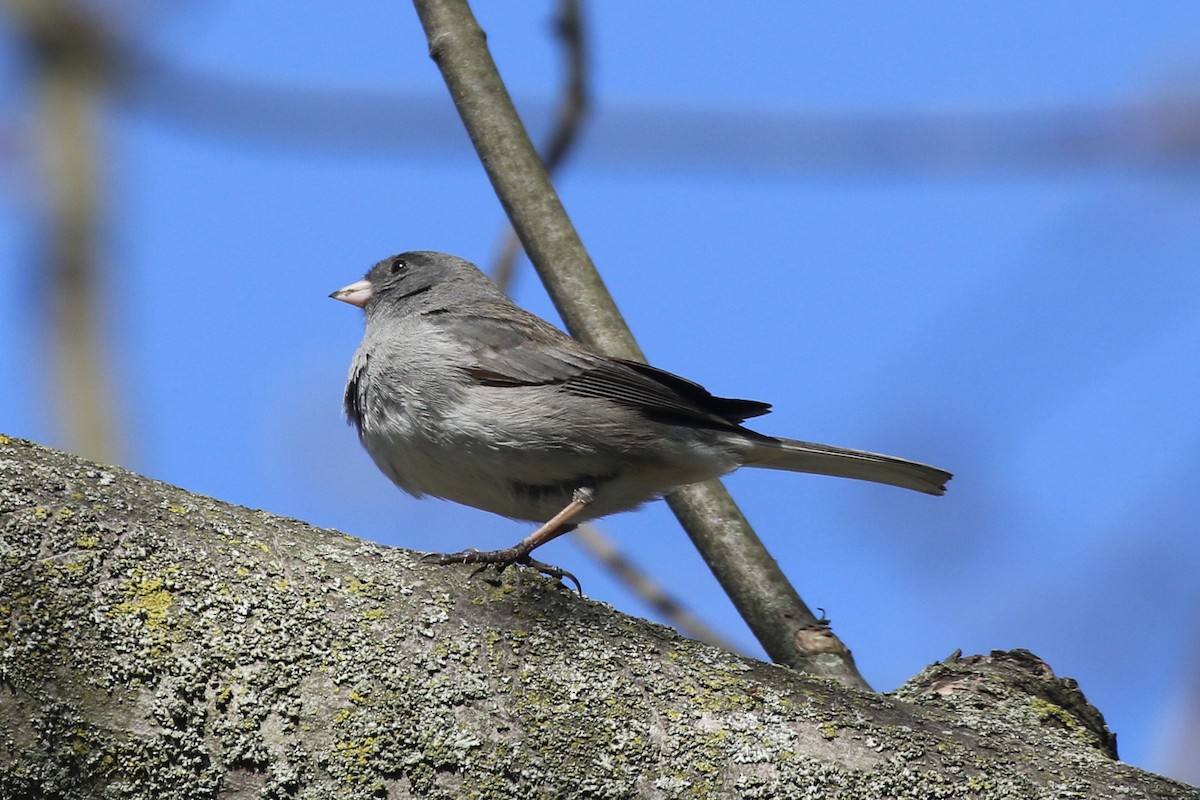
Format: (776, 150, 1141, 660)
(333, 251, 951, 530)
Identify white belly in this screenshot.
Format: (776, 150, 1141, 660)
(359, 388, 741, 523)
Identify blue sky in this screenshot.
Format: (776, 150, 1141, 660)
(3, 1, 1200, 780)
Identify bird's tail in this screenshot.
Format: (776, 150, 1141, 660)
(742, 436, 951, 495)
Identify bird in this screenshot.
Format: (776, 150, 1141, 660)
(331, 251, 951, 587)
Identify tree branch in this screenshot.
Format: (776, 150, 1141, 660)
(3, 434, 1189, 798)
(480, 2, 734, 655)
(409, 0, 867, 687)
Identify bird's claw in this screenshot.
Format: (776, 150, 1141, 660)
(420, 548, 480, 565)
(421, 547, 582, 594)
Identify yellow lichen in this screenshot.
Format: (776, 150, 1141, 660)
(1029, 697, 1077, 730)
(113, 575, 174, 625)
(60, 560, 90, 575)
(335, 736, 377, 768)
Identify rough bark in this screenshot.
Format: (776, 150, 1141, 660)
(0, 434, 1195, 799)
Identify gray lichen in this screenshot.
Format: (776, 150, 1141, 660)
(1, 435, 1196, 800)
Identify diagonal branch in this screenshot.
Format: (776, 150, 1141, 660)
(409, 0, 869, 687)
(483, 2, 734, 652)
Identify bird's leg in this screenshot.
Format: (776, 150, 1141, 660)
(422, 487, 595, 593)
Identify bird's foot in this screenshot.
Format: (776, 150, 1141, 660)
(421, 548, 582, 594)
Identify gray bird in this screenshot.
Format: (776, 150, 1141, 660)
(332, 251, 951, 586)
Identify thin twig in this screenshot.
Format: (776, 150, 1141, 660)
(491, 0, 587, 293)
(572, 525, 743, 652)
(410, 0, 870, 688)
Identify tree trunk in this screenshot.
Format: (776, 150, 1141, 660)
(1, 434, 1194, 799)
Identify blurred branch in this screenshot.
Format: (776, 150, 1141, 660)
(572, 524, 743, 653)
(1, 12, 1176, 175)
(110, 40, 1200, 175)
(491, 0, 588, 292)
(409, 0, 867, 687)
(5, 0, 122, 464)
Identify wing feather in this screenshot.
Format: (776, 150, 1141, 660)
(438, 305, 771, 430)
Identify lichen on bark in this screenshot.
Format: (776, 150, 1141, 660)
(1, 435, 1195, 799)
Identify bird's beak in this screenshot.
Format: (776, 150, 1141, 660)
(329, 278, 373, 308)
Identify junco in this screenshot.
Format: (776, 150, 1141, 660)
(332, 251, 951, 586)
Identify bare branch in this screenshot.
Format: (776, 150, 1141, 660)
(409, 0, 867, 687)
(482, 2, 731, 653)
(4, 435, 1185, 798)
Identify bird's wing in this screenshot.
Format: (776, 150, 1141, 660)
(440, 306, 771, 429)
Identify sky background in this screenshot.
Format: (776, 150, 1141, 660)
(3, 1, 1200, 782)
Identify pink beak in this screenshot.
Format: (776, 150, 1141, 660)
(329, 278, 373, 308)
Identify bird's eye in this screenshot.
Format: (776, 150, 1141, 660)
(388, 257, 407, 275)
